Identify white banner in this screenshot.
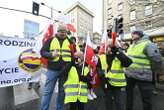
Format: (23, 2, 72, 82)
(0, 36, 44, 88)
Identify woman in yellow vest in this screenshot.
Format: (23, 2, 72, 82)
(97, 42, 132, 110)
(64, 51, 91, 110)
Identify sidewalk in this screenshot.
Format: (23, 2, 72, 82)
(0, 74, 164, 110)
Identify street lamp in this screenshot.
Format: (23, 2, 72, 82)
(41, 2, 61, 19)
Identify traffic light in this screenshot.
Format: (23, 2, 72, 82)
(107, 29, 112, 38)
(32, 2, 40, 16)
(116, 17, 124, 35)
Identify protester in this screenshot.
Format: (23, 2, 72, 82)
(64, 51, 91, 110)
(97, 39, 132, 110)
(125, 30, 163, 110)
(40, 24, 72, 110)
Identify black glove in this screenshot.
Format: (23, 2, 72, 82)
(97, 70, 105, 78)
(79, 75, 92, 83)
(111, 47, 119, 55)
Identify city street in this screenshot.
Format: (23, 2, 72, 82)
(0, 73, 164, 110)
(0, 0, 164, 110)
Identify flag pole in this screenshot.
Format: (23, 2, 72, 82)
(104, 30, 107, 56)
(78, 32, 89, 95)
(81, 42, 87, 76)
(104, 29, 108, 88)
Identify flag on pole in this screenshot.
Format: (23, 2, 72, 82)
(66, 24, 76, 33)
(112, 31, 117, 47)
(85, 35, 95, 66)
(42, 24, 54, 44)
(84, 34, 99, 87)
(33, 22, 54, 67)
(99, 30, 108, 54)
(41, 23, 54, 67)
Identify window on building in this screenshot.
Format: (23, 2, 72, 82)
(118, 3, 123, 10)
(130, 10, 136, 20)
(79, 11, 82, 16)
(145, 21, 152, 29)
(130, 25, 136, 32)
(118, 0, 123, 3)
(118, 14, 122, 19)
(145, 5, 152, 16)
(71, 18, 75, 23)
(108, 0, 112, 4)
(129, 0, 135, 5)
(108, 18, 112, 25)
(108, 8, 112, 15)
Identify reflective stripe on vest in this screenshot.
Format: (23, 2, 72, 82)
(50, 37, 71, 62)
(65, 92, 88, 97)
(127, 39, 151, 69)
(111, 70, 124, 74)
(105, 58, 126, 87)
(64, 84, 87, 89)
(64, 66, 89, 103)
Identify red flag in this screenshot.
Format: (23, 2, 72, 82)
(85, 35, 95, 66)
(42, 24, 54, 44)
(99, 31, 108, 54)
(112, 31, 117, 47)
(41, 24, 54, 67)
(66, 24, 76, 33)
(84, 34, 100, 87)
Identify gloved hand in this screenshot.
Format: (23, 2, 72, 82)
(79, 75, 92, 83)
(111, 47, 119, 55)
(97, 70, 105, 78)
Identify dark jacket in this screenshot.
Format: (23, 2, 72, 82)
(97, 48, 133, 74)
(97, 48, 132, 88)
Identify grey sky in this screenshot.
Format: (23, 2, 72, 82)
(0, 0, 102, 36)
(47, 0, 102, 33)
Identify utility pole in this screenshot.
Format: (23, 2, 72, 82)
(41, 2, 61, 20)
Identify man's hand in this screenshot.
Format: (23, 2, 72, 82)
(51, 49, 59, 58)
(74, 51, 84, 60)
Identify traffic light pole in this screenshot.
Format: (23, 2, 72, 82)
(41, 2, 61, 20)
(51, 7, 53, 20)
(0, 6, 59, 22)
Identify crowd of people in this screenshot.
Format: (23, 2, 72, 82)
(39, 24, 163, 110)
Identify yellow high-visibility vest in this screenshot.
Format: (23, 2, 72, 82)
(50, 37, 71, 62)
(99, 54, 126, 87)
(64, 66, 89, 104)
(127, 39, 151, 70)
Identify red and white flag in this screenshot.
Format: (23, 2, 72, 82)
(66, 24, 76, 33)
(84, 35, 95, 66)
(41, 23, 54, 66)
(42, 24, 54, 44)
(33, 22, 54, 67)
(99, 30, 108, 54)
(84, 34, 99, 87)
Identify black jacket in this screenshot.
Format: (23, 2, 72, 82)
(97, 48, 133, 77)
(97, 49, 132, 72)
(97, 48, 133, 89)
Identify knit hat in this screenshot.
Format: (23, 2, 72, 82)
(132, 30, 144, 37)
(57, 24, 67, 32)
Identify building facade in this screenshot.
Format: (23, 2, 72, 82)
(65, 2, 94, 44)
(102, 0, 164, 39)
(93, 32, 101, 46)
(24, 19, 40, 39)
